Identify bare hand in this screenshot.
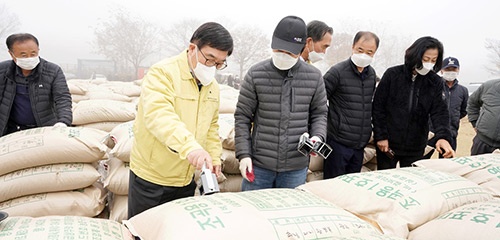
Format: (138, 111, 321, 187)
(376, 139, 390, 152)
(187, 149, 213, 170)
(435, 139, 455, 158)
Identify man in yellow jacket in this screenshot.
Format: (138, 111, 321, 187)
(128, 22, 233, 218)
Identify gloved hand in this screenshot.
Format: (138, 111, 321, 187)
(53, 122, 67, 128)
(309, 135, 322, 157)
(239, 157, 254, 182)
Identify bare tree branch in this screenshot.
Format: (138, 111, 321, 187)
(0, 4, 20, 44)
(230, 25, 270, 78)
(93, 6, 161, 79)
(485, 38, 500, 76)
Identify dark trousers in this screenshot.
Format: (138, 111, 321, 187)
(376, 147, 422, 170)
(471, 135, 496, 155)
(127, 170, 196, 219)
(323, 139, 364, 179)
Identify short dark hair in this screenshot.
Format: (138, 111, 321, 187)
(190, 22, 233, 56)
(352, 31, 380, 49)
(6, 33, 39, 51)
(306, 20, 333, 42)
(404, 36, 444, 72)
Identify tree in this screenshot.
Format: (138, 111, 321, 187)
(0, 4, 20, 44)
(160, 19, 202, 57)
(485, 38, 500, 76)
(93, 7, 161, 80)
(230, 25, 270, 78)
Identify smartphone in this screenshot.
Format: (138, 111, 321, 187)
(385, 149, 395, 159)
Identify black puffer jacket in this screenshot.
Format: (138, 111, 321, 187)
(372, 65, 452, 156)
(324, 58, 377, 149)
(0, 58, 72, 136)
(234, 58, 327, 172)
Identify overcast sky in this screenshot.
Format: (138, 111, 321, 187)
(1, 0, 499, 84)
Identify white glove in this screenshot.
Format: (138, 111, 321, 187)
(53, 122, 67, 128)
(239, 157, 253, 182)
(309, 135, 321, 157)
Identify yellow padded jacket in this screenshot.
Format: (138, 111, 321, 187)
(130, 50, 221, 187)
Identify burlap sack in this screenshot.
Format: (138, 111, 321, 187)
(0, 163, 100, 202)
(0, 215, 133, 240)
(80, 121, 124, 132)
(0, 127, 108, 176)
(72, 99, 136, 125)
(109, 121, 134, 162)
(363, 144, 377, 164)
(309, 155, 324, 172)
(306, 170, 323, 182)
(109, 194, 128, 223)
(297, 167, 494, 239)
(86, 88, 133, 102)
(218, 173, 242, 192)
(221, 148, 239, 174)
(408, 199, 500, 240)
(218, 113, 235, 150)
(124, 188, 385, 240)
(67, 79, 90, 95)
(99, 81, 142, 97)
(413, 153, 500, 196)
(0, 185, 106, 217)
(103, 158, 130, 195)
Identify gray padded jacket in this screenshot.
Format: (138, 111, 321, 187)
(234, 58, 327, 172)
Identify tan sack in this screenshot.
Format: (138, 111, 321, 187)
(0, 185, 106, 218)
(297, 167, 493, 239)
(103, 158, 130, 195)
(408, 199, 500, 240)
(0, 163, 100, 202)
(72, 99, 136, 125)
(221, 148, 239, 174)
(109, 194, 128, 223)
(79, 121, 124, 132)
(413, 153, 500, 196)
(0, 215, 134, 240)
(218, 113, 235, 150)
(0, 127, 108, 176)
(124, 188, 385, 240)
(109, 121, 134, 162)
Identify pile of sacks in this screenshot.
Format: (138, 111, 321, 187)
(0, 126, 109, 218)
(102, 121, 135, 223)
(68, 79, 141, 132)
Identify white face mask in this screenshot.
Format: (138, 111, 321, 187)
(351, 53, 373, 68)
(415, 62, 435, 76)
(15, 56, 40, 70)
(308, 43, 324, 63)
(193, 47, 216, 86)
(272, 51, 299, 70)
(442, 71, 458, 81)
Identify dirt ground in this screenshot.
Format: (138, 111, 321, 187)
(429, 117, 475, 158)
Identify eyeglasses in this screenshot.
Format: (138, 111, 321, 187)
(199, 48, 227, 70)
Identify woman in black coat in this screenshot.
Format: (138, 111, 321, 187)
(372, 36, 455, 170)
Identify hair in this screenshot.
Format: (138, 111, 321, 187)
(6, 33, 39, 51)
(404, 36, 444, 72)
(190, 22, 233, 56)
(352, 31, 380, 49)
(306, 20, 333, 42)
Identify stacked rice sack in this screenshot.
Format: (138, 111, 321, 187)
(102, 121, 134, 223)
(408, 153, 500, 240)
(0, 126, 109, 218)
(297, 167, 494, 239)
(218, 113, 243, 192)
(124, 188, 405, 240)
(68, 79, 140, 132)
(0, 215, 133, 240)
